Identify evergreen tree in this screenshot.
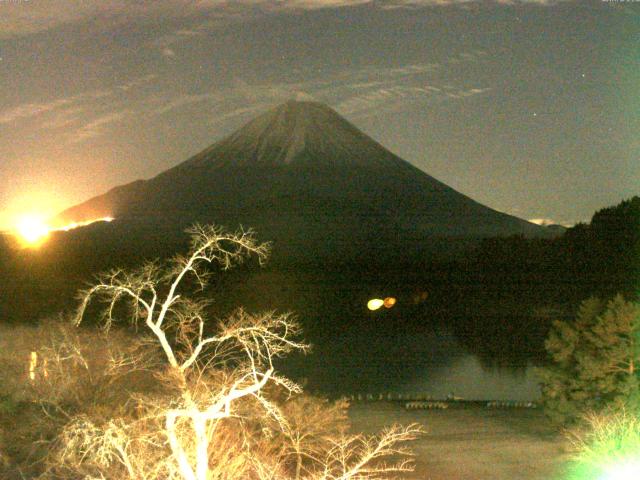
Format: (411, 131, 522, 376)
(538, 295, 640, 425)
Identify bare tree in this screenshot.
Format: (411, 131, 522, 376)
(318, 424, 423, 480)
(45, 224, 424, 480)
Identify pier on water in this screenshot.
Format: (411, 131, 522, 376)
(342, 392, 538, 410)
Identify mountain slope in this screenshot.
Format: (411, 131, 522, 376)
(56, 101, 548, 261)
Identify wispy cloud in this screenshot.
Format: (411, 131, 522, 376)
(269, 0, 372, 9)
(116, 74, 158, 91)
(153, 93, 223, 115)
(147, 55, 490, 128)
(314, 59, 488, 116)
(70, 111, 130, 144)
(0, 74, 156, 128)
(206, 104, 271, 129)
(0, 98, 75, 125)
(154, 27, 206, 47)
(337, 85, 490, 115)
(0, 0, 578, 38)
(382, 0, 573, 6)
(40, 107, 85, 130)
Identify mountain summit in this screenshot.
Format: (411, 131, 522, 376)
(57, 101, 548, 262)
(176, 100, 407, 169)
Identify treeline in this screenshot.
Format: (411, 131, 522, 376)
(451, 196, 640, 365)
(0, 197, 637, 371)
(473, 196, 639, 302)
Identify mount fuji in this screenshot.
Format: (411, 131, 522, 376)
(56, 101, 548, 263)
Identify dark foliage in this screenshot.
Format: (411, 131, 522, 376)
(1, 197, 637, 375)
(537, 295, 640, 426)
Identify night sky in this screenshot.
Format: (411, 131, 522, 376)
(0, 0, 637, 230)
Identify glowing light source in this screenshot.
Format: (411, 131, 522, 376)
(29, 351, 37, 381)
(367, 299, 384, 311)
(16, 215, 50, 246)
(13, 214, 114, 248)
(56, 216, 114, 231)
(601, 459, 640, 480)
(367, 297, 397, 311)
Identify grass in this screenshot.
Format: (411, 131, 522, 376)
(348, 401, 570, 480)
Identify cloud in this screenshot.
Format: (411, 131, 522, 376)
(153, 26, 209, 50)
(153, 93, 223, 115)
(0, 74, 156, 127)
(206, 104, 271, 129)
(0, 0, 578, 38)
(0, 98, 75, 125)
(116, 74, 158, 91)
(268, 0, 372, 9)
(143, 55, 490, 132)
(311, 63, 440, 91)
(337, 84, 490, 115)
(0, 0, 129, 38)
(40, 107, 85, 130)
(382, 0, 573, 6)
(70, 111, 130, 144)
(337, 85, 435, 114)
(320, 59, 487, 116)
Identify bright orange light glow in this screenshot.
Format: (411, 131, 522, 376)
(13, 215, 114, 248)
(367, 298, 384, 311)
(383, 297, 397, 308)
(16, 215, 50, 246)
(56, 216, 114, 231)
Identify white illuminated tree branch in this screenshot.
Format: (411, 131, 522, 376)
(68, 224, 422, 480)
(319, 424, 423, 480)
(74, 224, 308, 480)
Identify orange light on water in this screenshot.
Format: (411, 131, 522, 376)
(367, 299, 384, 311)
(367, 297, 397, 311)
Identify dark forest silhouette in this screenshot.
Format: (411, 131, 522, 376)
(0, 196, 638, 372)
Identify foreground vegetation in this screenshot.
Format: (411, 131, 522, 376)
(537, 292, 640, 479)
(0, 225, 421, 479)
(538, 295, 640, 425)
(1, 196, 638, 372)
(1, 195, 637, 478)
(565, 410, 640, 480)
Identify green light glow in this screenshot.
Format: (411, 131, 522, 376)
(565, 412, 640, 480)
(600, 459, 640, 480)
